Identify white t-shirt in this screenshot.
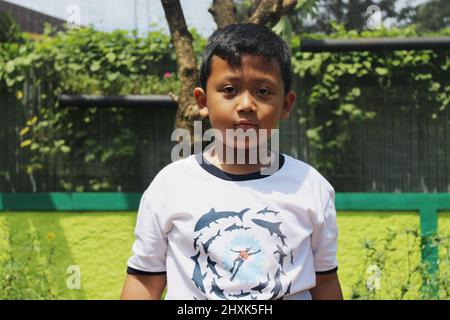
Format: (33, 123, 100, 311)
(127, 152, 338, 300)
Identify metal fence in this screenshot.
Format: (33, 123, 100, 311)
(347, 86, 449, 192)
(0, 85, 177, 193)
(283, 80, 450, 192)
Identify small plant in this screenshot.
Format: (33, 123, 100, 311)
(0, 224, 57, 299)
(350, 227, 449, 300)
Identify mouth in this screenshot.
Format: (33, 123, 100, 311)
(234, 121, 259, 131)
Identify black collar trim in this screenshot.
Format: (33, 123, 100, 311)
(195, 152, 285, 181)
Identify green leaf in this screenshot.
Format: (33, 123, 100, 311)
(106, 52, 116, 62)
(362, 61, 372, 69)
(298, 117, 307, 124)
(351, 109, 362, 118)
(430, 82, 441, 92)
(90, 62, 101, 72)
(27, 116, 38, 126)
(91, 183, 101, 191)
(60, 145, 71, 153)
(306, 127, 322, 142)
(39, 146, 51, 154)
(106, 72, 119, 82)
(375, 67, 388, 76)
(20, 127, 30, 136)
(342, 104, 356, 113)
(414, 73, 432, 81)
(347, 66, 357, 74)
(326, 64, 335, 72)
(366, 111, 377, 119)
(350, 87, 361, 97)
(20, 140, 32, 148)
(101, 150, 113, 163)
(68, 63, 82, 71)
(5, 77, 15, 87)
(54, 139, 65, 148)
(84, 153, 95, 162)
(5, 61, 15, 73)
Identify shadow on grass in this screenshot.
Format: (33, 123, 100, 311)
(0, 212, 86, 299)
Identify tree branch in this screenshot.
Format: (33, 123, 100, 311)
(209, 0, 237, 29)
(247, 0, 297, 26)
(247, 0, 262, 19)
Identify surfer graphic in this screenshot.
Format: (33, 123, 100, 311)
(229, 247, 261, 281)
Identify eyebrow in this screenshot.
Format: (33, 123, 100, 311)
(217, 75, 278, 85)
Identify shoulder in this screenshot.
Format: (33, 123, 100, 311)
(143, 154, 197, 194)
(283, 154, 333, 187)
(139, 155, 197, 212)
(282, 153, 335, 198)
(282, 154, 336, 224)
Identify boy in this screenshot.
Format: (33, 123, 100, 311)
(121, 23, 343, 300)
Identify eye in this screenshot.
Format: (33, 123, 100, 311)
(257, 87, 272, 96)
(222, 85, 237, 95)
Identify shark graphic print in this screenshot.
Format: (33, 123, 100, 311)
(191, 206, 293, 300)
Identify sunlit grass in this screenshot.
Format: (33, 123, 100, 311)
(0, 211, 448, 299)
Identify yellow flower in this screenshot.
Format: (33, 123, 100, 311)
(46, 232, 55, 241)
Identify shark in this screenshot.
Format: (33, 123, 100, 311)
(229, 289, 251, 298)
(193, 233, 202, 250)
(269, 267, 283, 300)
(256, 207, 279, 216)
(225, 223, 250, 232)
(206, 256, 222, 279)
(251, 273, 270, 293)
(194, 208, 250, 232)
(202, 230, 221, 254)
(273, 244, 287, 268)
(285, 281, 292, 295)
(210, 278, 228, 300)
(191, 251, 207, 294)
(251, 219, 287, 246)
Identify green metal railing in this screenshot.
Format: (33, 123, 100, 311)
(1, 192, 449, 298)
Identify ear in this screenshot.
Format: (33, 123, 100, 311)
(194, 87, 208, 118)
(281, 91, 296, 120)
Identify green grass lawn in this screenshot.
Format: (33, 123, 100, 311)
(0, 211, 448, 300)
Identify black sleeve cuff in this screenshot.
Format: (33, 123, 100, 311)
(127, 266, 166, 275)
(315, 266, 338, 275)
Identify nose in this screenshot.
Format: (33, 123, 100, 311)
(236, 91, 256, 113)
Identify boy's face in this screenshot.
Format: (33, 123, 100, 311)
(194, 54, 296, 150)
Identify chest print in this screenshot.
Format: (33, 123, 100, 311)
(190, 207, 293, 300)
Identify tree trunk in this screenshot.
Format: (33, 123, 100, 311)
(161, 0, 201, 137)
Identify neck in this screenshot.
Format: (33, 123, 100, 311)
(203, 144, 274, 175)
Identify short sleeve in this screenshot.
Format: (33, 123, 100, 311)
(127, 188, 168, 274)
(310, 184, 338, 274)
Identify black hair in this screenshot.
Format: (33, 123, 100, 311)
(199, 23, 292, 94)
